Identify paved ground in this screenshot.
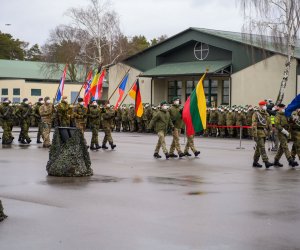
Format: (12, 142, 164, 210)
(1, 131, 300, 250)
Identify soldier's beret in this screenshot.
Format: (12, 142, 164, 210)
(23, 98, 28, 102)
(160, 100, 168, 105)
(172, 96, 180, 102)
(78, 97, 83, 102)
(38, 97, 43, 102)
(44, 96, 50, 101)
(258, 100, 267, 105)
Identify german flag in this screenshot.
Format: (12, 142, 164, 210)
(129, 79, 143, 117)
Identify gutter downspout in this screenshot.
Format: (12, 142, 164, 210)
(151, 78, 153, 106)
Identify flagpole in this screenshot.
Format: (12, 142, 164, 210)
(107, 68, 131, 103)
(119, 79, 137, 107)
(72, 82, 85, 105)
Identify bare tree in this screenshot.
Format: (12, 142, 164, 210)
(239, 0, 300, 104)
(66, 0, 123, 67)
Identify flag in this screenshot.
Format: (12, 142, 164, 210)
(90, 68, 106, 99)
(83, 70, 93, 107)
(56, 65, 68, 102)
(115, 74, 129, 109)
(129, 79, 143, 117)
(285, 94, 300, 117)
(182, 72, 207, 136)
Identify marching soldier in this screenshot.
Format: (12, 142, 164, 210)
(57, 96, 70, 127)
(149, 100, 174, 159)
(0, 98, 14, 144)
(15, 98, 32, 144)
(273, 104, 298, 167)
(39, 96, 54, 148)
(184, 134, 200, 157)
(168, 97, 185, 158)
(73, 97, 88, 144)
(32, 97, 44, 143)
(88, 100, 102, 150)
(101, 103, 116, 150)
(252, 100, 273, 168)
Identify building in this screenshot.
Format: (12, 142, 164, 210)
(108, 27, 300, 107)
(0, 59, 108, 103)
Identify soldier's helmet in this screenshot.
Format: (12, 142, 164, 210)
(44, 96, 50, 102)
(38, 97, 43, 102)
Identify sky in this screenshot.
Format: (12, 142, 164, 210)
(0, 0, 244, 46)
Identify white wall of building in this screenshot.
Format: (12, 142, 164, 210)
(231, 54, 297, 106)
(108, 63, 152, 106)
(0, 79, 83, 103)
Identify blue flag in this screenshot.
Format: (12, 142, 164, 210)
(285, 94, 300, 117)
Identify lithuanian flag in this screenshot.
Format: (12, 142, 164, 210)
(182, 72, 207, 136)
(129, 79, 143, 117)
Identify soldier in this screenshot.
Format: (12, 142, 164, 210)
(148, 100, 174, 159)
(273, 104, 298, 167)
(128, 105, 136, 132)
(101, 103, 116, 150)
(15, 98, 32, 144)
(246, 106, 254, 139)
(88, 100, 102, 150)
(73, 97, 88, 145)
(290, 109, 300, 161)
(0, 98, 14, 144)
(235, 109, 246, 138)
(39, 96, 54, 148)
(226, 108, 235, 138)
(184, 134, 200, 157)
(168, 97, 185, 158)
(57, 96, 70, 127)
(32, 97, 44, 143)
(209, 108, 218, 137)
(217, 107, 226, 137)
(115, 106, 122, 132)
(252, 100, 274, 168)
(144, 104, 152, 133)
(121, 104, 129, 132)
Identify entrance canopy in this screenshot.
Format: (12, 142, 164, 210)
(140, 61, 231, 77)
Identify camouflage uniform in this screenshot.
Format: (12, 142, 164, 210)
(144, 105, 152, 132)
(88, 104, 101, 149)
(217, 110, 226, 137)
(0, 102, 14, 144)
(290, 111, 300, 160)
(149, 106, 173, 158)
(121, 106, 129, 132)
(128, 106, 136, 132)
(235, 111, 246, 138)
(101, 106, 116, 149)
(32, 101, 43, 143)
(209, 109, 218, 137)
(246, 108, 254, 138)
(226, 110, 235, 138)
(73, 103, 88, 135)
(115, 107, 122, 132)
(39, 101, 54, 148)
(274, 111, 294, 165)
(15, 101, 32, 144)
(57, 100, 70, 127)
(252, 108, 272, 167)
(169, 104, 184, 157)
(184, 135, 200, 156)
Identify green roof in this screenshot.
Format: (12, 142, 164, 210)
(141, 61, 231, 77)
(0, 59, 65, 81)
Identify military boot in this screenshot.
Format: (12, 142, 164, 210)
(273, 160, 283, 167)
(26, 138, 31, 144)
(194, 151, 200, 157)
(90, 144, 97, 150)
(95, 144, 101, 149)
(102, 144, 108, 150)
(264, 161, 273, 169)
(37, 138, 42, 143)
(110, 143, 116, 149)
(289, 159, 298, 167)
(178, 152, 185, 158)
(153, 153, 162, 159)
(184, 152, 192, 157)
(20, 139, 27, 144)
(165, 152, 170, 159)
(169, 153, 178, 158)
(252, 161, 263, 168)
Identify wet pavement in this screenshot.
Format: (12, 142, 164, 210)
(1, 131, 300, 249)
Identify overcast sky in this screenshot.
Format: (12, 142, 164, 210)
(0, 0, 244, 46)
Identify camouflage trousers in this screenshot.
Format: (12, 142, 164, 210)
(19, 120, 30, 141)
(102, 128, 113, 145)
(184, 135, 197, 153)
(37, 121, 43, 141)
(154, 130, 168, 154)
(227, 125, 234, 137)
(59, 118, 70, 127)
(76, 121, 87, 144)
(122, 121, 129, 131)
(41, 122, 51, 147)
(2, 121, 13, 144)
(129, 120, 136, 132)
(253, 136, 269, 162)
(275, 133, 292, 161)
(169, 128, 183, 154)
(91, 125, 100, 145)
(115, 120, 121, 131)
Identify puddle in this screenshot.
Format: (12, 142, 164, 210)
(148, 176, 205, 186)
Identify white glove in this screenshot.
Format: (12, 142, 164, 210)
(281, 128, 289, 137)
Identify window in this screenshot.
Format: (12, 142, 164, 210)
(203, 80, 209, 95)
(2, 88, 8, 95)
(31, 89, 41, 96)
(13, 88, 20, 95)
(211, 80, 218, 95)
(168, 81, 182, 103)
(186, 80, 199, 99)
(222, 80, 230, 105)
(194, 42, 209, 61)
(12, 97, 20, 103)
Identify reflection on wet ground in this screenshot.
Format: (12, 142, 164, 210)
(147, 176, 205, 186)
